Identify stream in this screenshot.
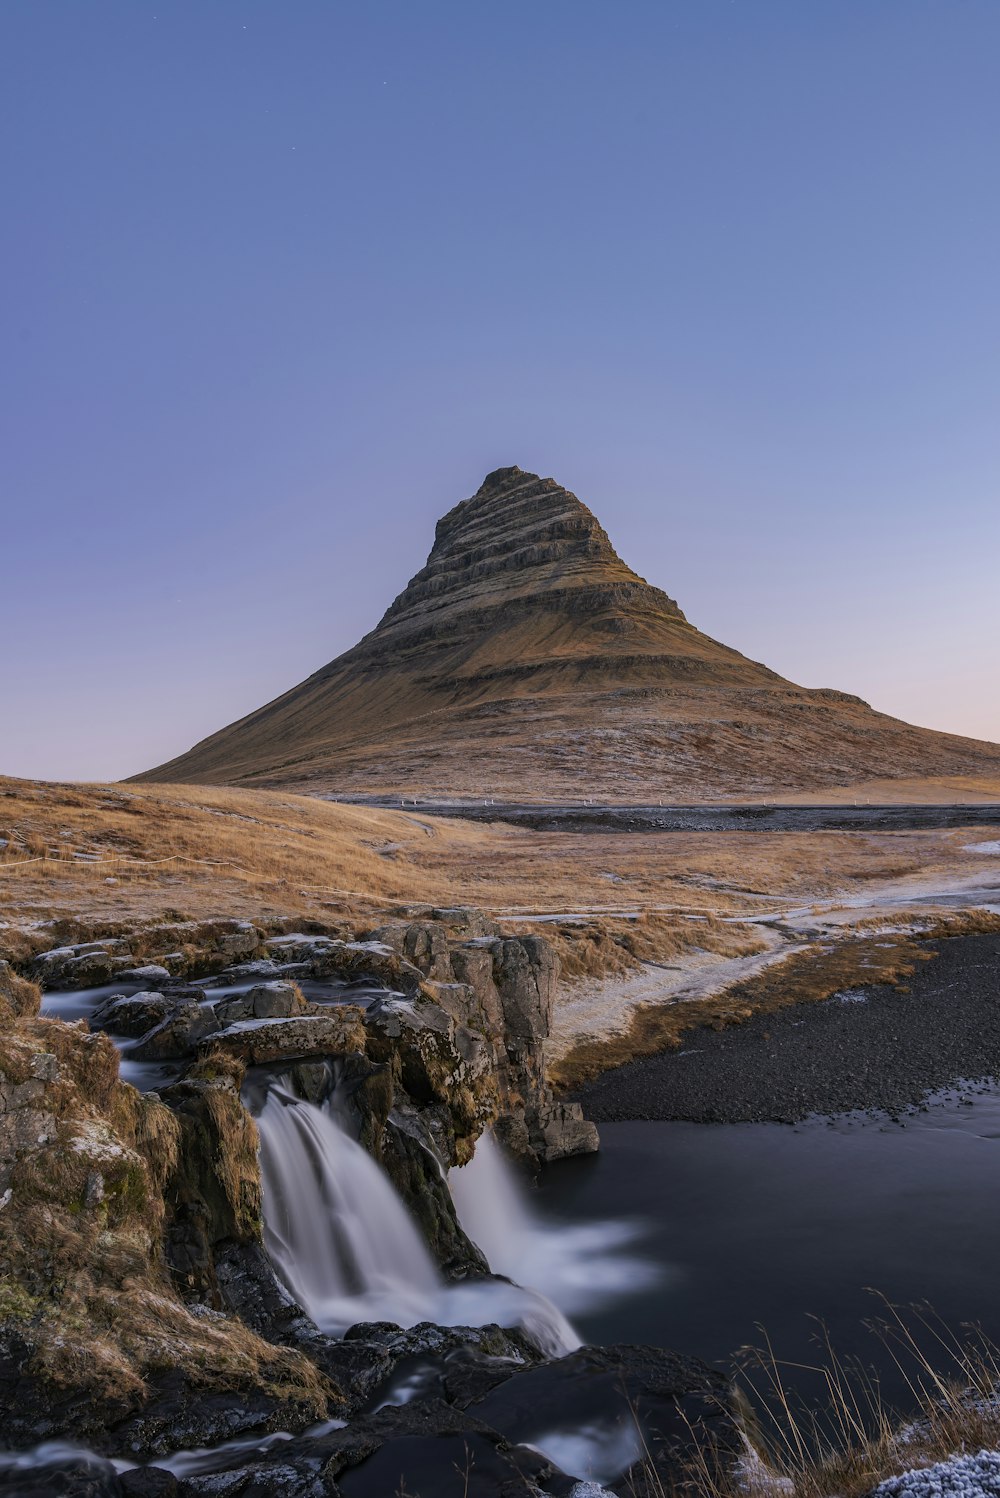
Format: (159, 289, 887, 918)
(18, 972, 1000, 1491)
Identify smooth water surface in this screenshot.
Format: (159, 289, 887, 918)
(536, 1093, 1000, 1407)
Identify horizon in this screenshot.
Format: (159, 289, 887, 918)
(3, 2, 999, 782)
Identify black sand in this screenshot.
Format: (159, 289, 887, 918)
(573, 933, 1000, 1123)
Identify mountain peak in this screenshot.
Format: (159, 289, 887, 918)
(383, 467, 685, 641)
(135, 465, 1000, 800)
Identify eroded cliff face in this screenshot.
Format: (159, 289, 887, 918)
(135, 465, 1000, 800)
(0, 962, 334, 1456)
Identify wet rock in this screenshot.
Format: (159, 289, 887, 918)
(161, 1076, 264, 1298)
(119, 1471, 179, 1497)
(213, 981, 307, 1024)
(200, 1010, 366, 1068)
(92, 991, 173, 1039)
(32, 940, 136, 989)
(379, 1125, 489, 1277)
(527, 1098, 600, 1161)
(466, 1342, 735, 1494)
(128, 992, 221, 1061)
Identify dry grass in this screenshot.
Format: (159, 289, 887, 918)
(552, 934, 938, 1090)
(640, 1302, 1000, 1498)
(524, 912, 770, 982)
(3, 775, 996, 971)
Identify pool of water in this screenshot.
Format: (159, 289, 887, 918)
(535, 1090, 1000, 1412)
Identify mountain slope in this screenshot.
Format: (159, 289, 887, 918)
(136, 466, 1000, 800)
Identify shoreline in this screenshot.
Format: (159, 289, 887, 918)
(570, 932, 1000, 1124)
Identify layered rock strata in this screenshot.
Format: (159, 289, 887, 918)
(136, 465, 1000, 799)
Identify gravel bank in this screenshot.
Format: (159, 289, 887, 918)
(573, 933, 1000, 1123)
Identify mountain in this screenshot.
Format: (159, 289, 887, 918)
(136, 466, 1000, 800)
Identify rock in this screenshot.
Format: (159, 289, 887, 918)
(114, 965, 173, 985)
(379, 1124, 489, 1277)
(31, 941, 135, 989)
(491, 936, 557, 1044)
(199, 1009, 366, 1068)
(528, 1098, 600, 1161)
(161, 1076, 264, 1298)
(28, 1052, 59, 1083)
(213, 981, 307, 1024)
(265, 932, 342, 963)
(0, 1069, 56, 1191)
(213, 922, 264, 963)
(367, 921, 455, 982)
(91, 991, 172, 1039)
(308, 940, 424, 992)
(119, 1471, 179, 1497)
(363, 990, 496, 1154)
(465, 1342, 736, 1493)
(128, 993, 220, 1061)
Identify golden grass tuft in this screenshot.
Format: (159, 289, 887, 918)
(646, 1302, 1000, 1498)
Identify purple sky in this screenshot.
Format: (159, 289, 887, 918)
(3, 2, 998, 783)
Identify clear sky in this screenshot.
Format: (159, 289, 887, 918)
(3, 1, 998, 783)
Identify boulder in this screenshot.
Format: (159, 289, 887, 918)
(127, 992, 220, 1061)
(31, 940, 136, 989)
(91, 991, 172, 1039)
(367, 921, 455, 982)
(308, 940, 424, 992)
(213, 980, 306, 1024)
(114, 965, 172, 985)
(199, 1009, 367, 1068)
(528, 1098, 600, 1161)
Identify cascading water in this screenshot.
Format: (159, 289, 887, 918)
(449, 1130, 660, 1315)
(254, 1079, 579, 1357)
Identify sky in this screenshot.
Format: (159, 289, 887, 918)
(2, 1, 998, 783)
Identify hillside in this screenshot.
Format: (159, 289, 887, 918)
(136, 466, 1000, 800)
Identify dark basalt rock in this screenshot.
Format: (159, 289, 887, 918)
(127, 991, 220, 1060)
(91, 990, 173, 1038)
(212, 980, 307, 1024)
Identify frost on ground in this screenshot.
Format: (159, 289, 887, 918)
(549, 929, 794, 1059)
(872, 1449, 1000, 1498)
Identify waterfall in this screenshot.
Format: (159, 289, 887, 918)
(450, 1131, 660, 1315)
(254, 1080, 578, 1357)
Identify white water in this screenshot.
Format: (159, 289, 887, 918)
(449, 1132, 660, 1316)
(255, 1081, 579, 1357)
